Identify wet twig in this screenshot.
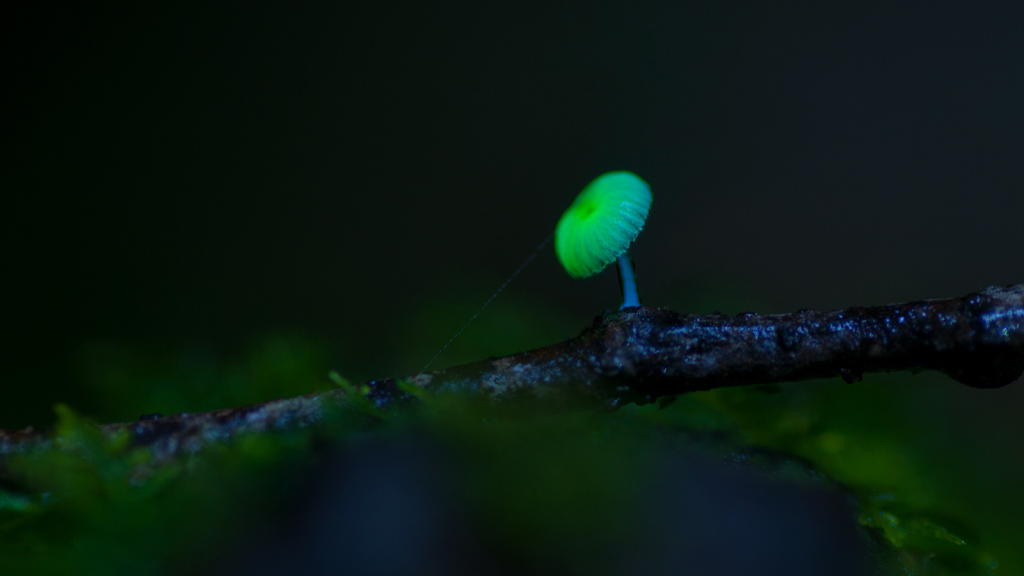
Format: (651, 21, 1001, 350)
(2, 284, 1022, 463)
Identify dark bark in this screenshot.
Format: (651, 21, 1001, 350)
(2, 284, 1022, 463)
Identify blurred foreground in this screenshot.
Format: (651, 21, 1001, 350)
(2, 324, 1019, 574)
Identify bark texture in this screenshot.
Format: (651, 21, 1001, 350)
(2, 284, 1022, 464)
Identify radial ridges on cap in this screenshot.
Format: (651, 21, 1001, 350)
(554, 172, 652, 278)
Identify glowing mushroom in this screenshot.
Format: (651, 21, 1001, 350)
(554, 171, 652, 309)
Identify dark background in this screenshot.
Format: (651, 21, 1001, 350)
(4, 1, 1023, 428)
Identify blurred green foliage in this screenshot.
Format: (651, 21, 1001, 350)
(71, 335, 337, 424)
(657, 382, 1000, 574)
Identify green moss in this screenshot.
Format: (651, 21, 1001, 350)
(640, 378, 1002, 575)
(1, 336, 1016, 575)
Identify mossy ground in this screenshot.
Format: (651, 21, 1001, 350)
(1, 285, 1018, 575)
(0, 339, 1012, 574)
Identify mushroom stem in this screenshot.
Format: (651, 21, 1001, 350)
(617, 252, 641, 309)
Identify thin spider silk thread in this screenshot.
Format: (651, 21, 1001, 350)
(418, 233, 554, 376)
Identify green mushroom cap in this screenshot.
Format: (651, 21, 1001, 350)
(554, 171, 652, 278)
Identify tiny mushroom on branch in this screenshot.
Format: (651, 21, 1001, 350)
(554, 171, 653, 309)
